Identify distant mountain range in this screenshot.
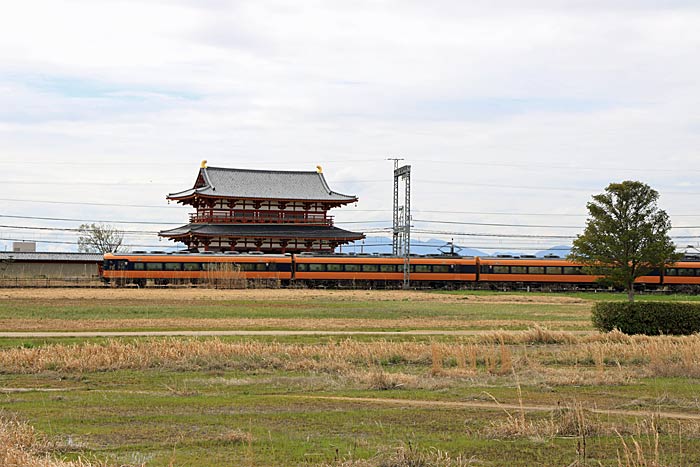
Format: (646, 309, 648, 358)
(535, 245, 572, 258)
(345, 237, 572, 258)
(342, 236, 476, 255)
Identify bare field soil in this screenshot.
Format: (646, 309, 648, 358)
(0, 287, 589, 304)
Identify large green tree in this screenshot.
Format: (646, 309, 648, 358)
(569, 181, 680, 302)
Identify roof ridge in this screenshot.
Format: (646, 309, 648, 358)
(206, 166, 320, 175)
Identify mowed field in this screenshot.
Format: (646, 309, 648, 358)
(2, 289, 700, 466)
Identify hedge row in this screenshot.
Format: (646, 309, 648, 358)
(592, 302, 700, 335)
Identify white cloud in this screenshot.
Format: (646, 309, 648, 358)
(1, 0, 699, 252)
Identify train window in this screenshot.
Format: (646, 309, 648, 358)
(309, 263, 326, 272)
(327, 264, 343, 272)
(345, 264, 361, 272)
(164, 263, 181, 271)
(116, 261, 128, 270)
(240, 263, 256, 271)
(493, 266, 509, 274)
(397, 264, 404, 272)
(528, 266, 545, 274)
(146, 263, 163, 271)
(545, 267, 562, 275)
(511, 266, 527, 274)
(563, 267, 581, 275)
(678, 268, 696, 276)
(184, 263, 201, 271)
(646, 269, 660, 276)
(362, 264, 379, 272)
(268, 263, 278, 271)
(414, 265, 431, 273)
(296, 263, 308, 272)
(665, 268, 677, 276)
(459, 265, 477, 274)
(433, 265, 449, 273)
(380, 264, 396, 272)
(133, 263, 145, 271)
(255, 263, 268, 271)
(480, 266, 491, 273)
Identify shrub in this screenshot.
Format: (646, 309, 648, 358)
(592, 301, 700, 335)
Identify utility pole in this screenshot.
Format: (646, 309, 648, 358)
(387, 158, 403, 256)
(388, 158, 411, 289)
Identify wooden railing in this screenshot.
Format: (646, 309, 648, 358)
(189, 210, 333, 226)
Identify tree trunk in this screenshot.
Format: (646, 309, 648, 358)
(627, 284, 635, 303)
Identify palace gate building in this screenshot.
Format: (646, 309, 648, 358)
(159, 162, 365, 253)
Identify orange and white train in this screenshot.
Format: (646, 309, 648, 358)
(101, 252, 700, 289)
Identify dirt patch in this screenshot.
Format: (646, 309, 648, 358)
(0, 288, 589, 304)
(0, 317, 591, 332)
(284, 395, 700, 421)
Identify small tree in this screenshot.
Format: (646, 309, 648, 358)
(569, 181, 680, 302)
(77, 223, 125, 254)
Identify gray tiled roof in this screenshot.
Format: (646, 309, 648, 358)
(168, 167, 357, 202)
(160, 224, 364, 240)
(0, 252, 103, 262)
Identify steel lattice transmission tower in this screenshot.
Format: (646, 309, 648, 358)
(388, 158, 411, 289)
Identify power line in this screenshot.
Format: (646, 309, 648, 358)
(412, 228, 576, 239)
(0, 236, 565, 252)
(4, 197, 700, 220)
(0, 224, 396, 238)
(414, 219, 581, 229)
(413, 209, 700, 217)
(348, 246, 572, 252)
(0, 237, 181, 248)
(0, 158, 380, 167)
(0, 198, 184, 209)
(335, 220, 390, 224)
(411, 228, 700, 240)
(3, 157, 700, 174)
(0, 180, 174, 186)
(414, 218, 700, 230)
(329, 179, 700, 196)
(4, 217, 700, 242)
(410, 159, 700, 175)
(413, 209, 586, 217)
(0, 214, 180, 225)
(7, 213, 700, 231)
(0, 224, 161, 235)
(5, 178, 700, 196)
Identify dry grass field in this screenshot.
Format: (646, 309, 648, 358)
(1, 288, 700, 466)
(0, 288, 592, 333)
(0, 288, 590, 302)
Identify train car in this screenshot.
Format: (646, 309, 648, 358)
(477, 256, 662, 287)
(478, 256, 597, 287)
(101, 251, 696, 290)
(661, 259, 700, 287)
(102, 252, 293, 286)
(293, 253, 477, 287)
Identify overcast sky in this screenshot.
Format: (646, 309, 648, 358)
(1, 0, 700, 253)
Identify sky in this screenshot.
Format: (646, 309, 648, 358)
(1, 0, 700, 254)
